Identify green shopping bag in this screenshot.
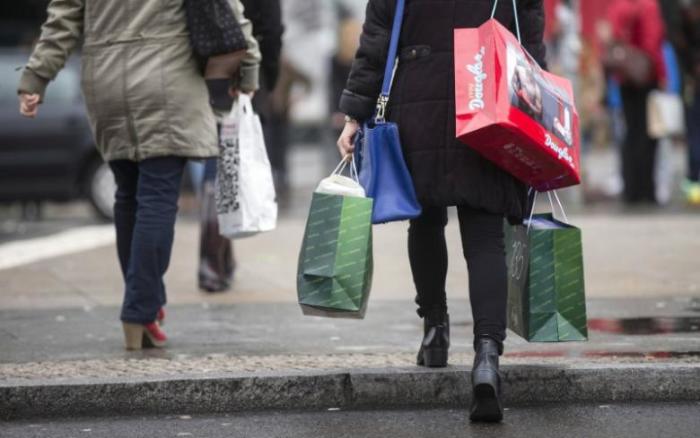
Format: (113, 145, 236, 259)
(505, 213, 588, 342)
(297, 163, 374, 319)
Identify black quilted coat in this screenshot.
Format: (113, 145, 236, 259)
(339, 0, 546, 220)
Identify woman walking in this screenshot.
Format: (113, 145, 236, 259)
(604, 0, 666, 204)
(337, 0, 546, 422)
(18, 0, 259, 349)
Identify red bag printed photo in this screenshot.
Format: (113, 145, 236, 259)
(454, 19, 581, 191)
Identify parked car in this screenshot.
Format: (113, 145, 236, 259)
(0, 50, 114, 220)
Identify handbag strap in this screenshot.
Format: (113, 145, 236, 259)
(373, 0, 523, 122)
(375, 0, 406, 123)
(490, 0, 521, 43)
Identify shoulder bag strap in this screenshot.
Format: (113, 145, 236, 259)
(375, 0, 406, 123)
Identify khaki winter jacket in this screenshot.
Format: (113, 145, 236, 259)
(18, 0, 261, 162)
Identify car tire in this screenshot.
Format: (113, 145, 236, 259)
(85, 160, 116, 221)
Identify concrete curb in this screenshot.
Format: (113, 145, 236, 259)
(2, 363, 700, 420)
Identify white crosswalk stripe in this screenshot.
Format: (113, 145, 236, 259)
(0, 225, 115, 271)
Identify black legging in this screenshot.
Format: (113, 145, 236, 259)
(620, 85, 658, 203)
(408, 206, 508, 351)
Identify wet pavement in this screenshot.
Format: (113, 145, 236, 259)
(1, 297, 699, 380)
(3, 402, 700, 438)
(3, 214, 700, 309)
(588, 316, 700, 335)
(2, 150, 700, 424)
(2, 144, 700, 385)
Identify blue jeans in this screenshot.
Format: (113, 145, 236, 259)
(203, 157, 217, 182)
(109, 157, 186, 324)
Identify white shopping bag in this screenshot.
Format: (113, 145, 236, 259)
(216, 94, 277, 239)
(647, 90, 686, 139)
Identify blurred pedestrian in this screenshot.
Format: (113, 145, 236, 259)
(267, 0, 333, 205)
(329, 1, 365, 140)
(602, 0, 667, 204)
(240, 0, 286, 201)
(18, 0, 259, 349)
(242, 0, 283, 94)
(336, 0, 547, 423)
(550, 0, 581, 87)
(673, 0, 700, 204)
(198, 1, 262, 293)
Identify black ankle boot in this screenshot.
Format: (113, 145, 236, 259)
(469, 337, 503, 422)
(416, 309, 450, 368)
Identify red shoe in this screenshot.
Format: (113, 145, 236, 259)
(122, 321, 167, 350)
(157, 308, 165, 326)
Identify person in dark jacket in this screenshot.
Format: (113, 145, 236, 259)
(241, 0, 283, 92)
(241, 0, 289, 201)
(337, 0, 546, 423)
(197, 0, 281, 293)
(670, 0, 700, 203)
(604, 0, 666, 204)
(198, 0, 262, 294)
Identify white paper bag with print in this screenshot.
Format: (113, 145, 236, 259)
(216, 94, 277, 238)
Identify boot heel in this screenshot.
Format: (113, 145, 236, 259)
(472, 369, 499, 387)
(470, 337, 504, 422)
(471, 382, 502, 422)
(470, 370, 503, 422)
(122, 323, 144, 350)
(422, 348, 448, 368)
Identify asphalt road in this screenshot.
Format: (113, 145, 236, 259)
(2, 403, 699, 438)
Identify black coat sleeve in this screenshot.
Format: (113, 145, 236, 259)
(242, 0, 284, 91)
(338, 0, 394, 121)
(518, 0, 547, 69)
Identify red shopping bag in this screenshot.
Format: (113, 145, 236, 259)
(454, 19, 581, 191)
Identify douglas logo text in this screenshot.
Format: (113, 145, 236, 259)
(466, 46, 487, 111)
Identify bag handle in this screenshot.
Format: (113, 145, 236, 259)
(374, 0, 406, 123)
(526, 189, 569, 233)
(332, 157, 360, 183)
(229, 93, 254, 120)
(490, 0, 522, 43)
(238, 93, 254, 114)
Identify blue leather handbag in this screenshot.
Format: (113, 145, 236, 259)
(353, 0, 421, 224)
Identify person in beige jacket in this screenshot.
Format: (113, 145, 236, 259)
(18, 0, 260, 350)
